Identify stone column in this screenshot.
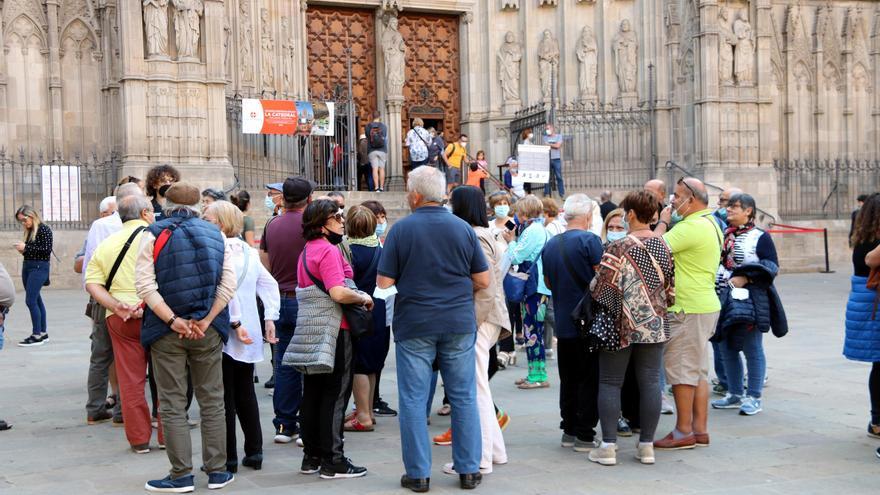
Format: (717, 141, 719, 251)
(46, 0, 64, 157)
(0, 0, 8, 147)
(385, 96, 404, 190)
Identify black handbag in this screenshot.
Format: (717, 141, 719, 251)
(302, 245, 375, 339)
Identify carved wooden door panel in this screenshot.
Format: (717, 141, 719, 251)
(398, 12, 461, 141)
(306, 6, 377, 126)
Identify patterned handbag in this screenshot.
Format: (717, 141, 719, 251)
(586, 301, 622, 352)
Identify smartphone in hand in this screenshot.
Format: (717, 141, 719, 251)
(505, 220, 516, 231)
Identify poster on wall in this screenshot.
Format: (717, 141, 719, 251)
(311, 102, 335, 136)
(41, 164, 81, 222)
(295, 101, 315, 136)
(241, 99, 298, 134)
(516, 144, 551, 183)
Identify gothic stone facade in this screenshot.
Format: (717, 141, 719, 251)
(1, 0, 878, 203)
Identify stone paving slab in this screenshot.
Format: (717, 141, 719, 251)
(1, 266, 878, 494)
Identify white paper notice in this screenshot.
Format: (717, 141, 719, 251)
(517, 144, 550, 183)
(373, 285, 398, 300)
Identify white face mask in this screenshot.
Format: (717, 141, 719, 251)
(606, 230, 627, 242)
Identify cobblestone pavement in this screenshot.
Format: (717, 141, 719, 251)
(1, 267, 878, 494)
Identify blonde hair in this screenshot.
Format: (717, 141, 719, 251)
(412, 117, 424, 128)
(15, 205, 43, 242)
(204, 200, 243, 238)
(345, 205, 378, 239)
(516, 195, 544, 220)
(601, 208, 625, 242)
(541, 197, 559, 218)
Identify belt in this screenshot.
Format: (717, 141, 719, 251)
(280, 290, 297, 299)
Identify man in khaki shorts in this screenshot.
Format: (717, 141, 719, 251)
(653, 177, 722, 450)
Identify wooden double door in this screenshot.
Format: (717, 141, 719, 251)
(306, 7, 461, 140)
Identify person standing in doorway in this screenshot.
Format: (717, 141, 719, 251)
(365, 111, 388, 192)
(543, 125, 565, 198)
(14, 206, 53, 347)
(405, 118, 432, 173)
(357, 133, 374, 192)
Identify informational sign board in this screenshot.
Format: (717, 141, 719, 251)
(41, 164, 81, 222)
(517, 144, 551, 183)
(241, 99, 335, 136)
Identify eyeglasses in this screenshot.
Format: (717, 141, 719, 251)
(677, 176, 699, 198)
(328, 213, 344, 222)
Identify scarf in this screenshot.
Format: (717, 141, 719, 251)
(348, 233, 380, 247)
(721, 222, 756, 271)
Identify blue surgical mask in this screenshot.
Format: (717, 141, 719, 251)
(494, 205, 510, 218)
(264, 195, 275, 212)
(533, 216, 545, 226)
(716, 207, 728, 220)
(672, 198, 690, 223)
(621, 213, 630, 232)
(375, 221, 387, 236)
(606, 231, 627, 242)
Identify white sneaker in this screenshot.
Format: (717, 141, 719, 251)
(636, 443, 655, 465)
(588, 445, 617, 466)
(660, 394, 675, 415)
(296, 437, 304, 448)
(442, 462, 491, 475)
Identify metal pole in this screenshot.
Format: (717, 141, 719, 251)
(821, 228, 834, 274)
(345, 47, 357, 191)
(648, 63, 657, 179)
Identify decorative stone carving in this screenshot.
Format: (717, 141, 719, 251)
(718, 7, 736, 85)
(260, 8, 275, 89)
(847, 7, 873, 93)
(60, 0, 97, 33)
(223, 16, 232, 80)
(769, 11, 785, 90)
(539, 0, 558, 6)
(500, 0, 519, 9)
(143, 0, 169, 59)
(733, 11, 754, 86)
(172, 0, 203, 61)
(382, 15, 406, 97)
(240, 0, 254, 83)
(381, 0, 401, 11)
(612, 19, 638, 94)
(576, 25, 598, 99)
(281, 16, 291, 91)
(537, 29, 559, 101)
(785, 5, 814, 91)
(817, 5, 842, 90)
(497, 31, 522, 104)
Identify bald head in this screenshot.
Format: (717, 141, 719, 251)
(678, 177, 709, 205)
(718, 187, 743, 208)
(644, 179, 666, 203)
(600, 190, 612, 202)
(115, 182, 143, 201)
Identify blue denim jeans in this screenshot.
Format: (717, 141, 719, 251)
(273, 296, 302, 432)
(0, 309, 6, 350)
(22, 260, 49, 335)
(543, 158, 565, 197)
(721, 329, 766, 399)
(396, 332, 480, 478)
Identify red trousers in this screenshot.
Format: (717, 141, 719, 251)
(106, 315, 164, 447)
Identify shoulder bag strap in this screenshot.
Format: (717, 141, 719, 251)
(236, 243, 251, 289)
(629, 235, 665, 287)
(105, 226, 146, 289)
(152, 224, 177, 260)
(701, 213, 723, 247)
(301, 245, 329, 294)
(557, 233, 589, 289)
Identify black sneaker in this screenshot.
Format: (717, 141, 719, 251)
(87, 410, 113, 425)
(319, 458, 367, 479)
(274, 425, 298, 444)
(373, 398, 398, 417)
(460, 472, 482, 490)
(38, 333, 49, 342)
(300, 455, 321, 475)
(401, 475, 430, 492)
(617, 417, 632, 437)
(18, 335, 45, 347)
(264, 375, 275, 389)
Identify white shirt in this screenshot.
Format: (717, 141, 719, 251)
(509, 173, 526, 199)
(82, 213, 123, 286)
(224, 237, 280, 363)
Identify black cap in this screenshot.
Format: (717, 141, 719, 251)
(283, 177, 315, 203)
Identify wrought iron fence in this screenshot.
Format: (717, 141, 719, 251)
(507, 101, 654, 191)
(774, 158, 880, 220)
(0, 149, 118, 231)
(226, 96, 358, 192)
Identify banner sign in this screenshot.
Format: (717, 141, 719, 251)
(517, 144, 551, 183)
(41, 165, 81, 222)
(242, 99, 334, 136)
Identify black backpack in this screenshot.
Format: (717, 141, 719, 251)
(369, 125, 385, 149)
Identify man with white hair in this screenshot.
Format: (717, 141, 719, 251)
(540, 193, 604, 451)
(99, 196, 117, 217)
(377, 166, 490, 492)
(83, 181, 143, 425)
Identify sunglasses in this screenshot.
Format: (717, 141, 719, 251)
(677, 176, 699, 198)
(328, 212, 344, 222)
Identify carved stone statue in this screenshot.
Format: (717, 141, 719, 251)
(576, 26, 598, 99)
(497, 31, 522, 103)
(172, 0, 203, 61)
(260, 8, 275, 88)
(240, 1, 254, 83)
(382, 16, 406, 97)
(223, 16, 232, 79)
(537, 29, 560, 101)
(281, 17, 291, 91)
(718, 7, 736, 85)
(612, 19, 638, 94)
(733, 11, 754, 85)
(500, 0, 519, 9)
(143, 0, 169, 58)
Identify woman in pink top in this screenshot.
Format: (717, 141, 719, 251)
(297, 199, 373, 480)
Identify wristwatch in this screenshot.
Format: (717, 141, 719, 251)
(658, 220, 670, 228)
(231, 321, 242, 330)
(167, 315, 177, 326)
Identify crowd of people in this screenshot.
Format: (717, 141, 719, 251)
(1, 155, 880, 491)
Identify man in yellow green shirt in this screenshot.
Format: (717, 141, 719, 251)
(653, 177, 722, 450)
(443, 134, 469, 192)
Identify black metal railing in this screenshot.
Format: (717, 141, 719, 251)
(0, 149, 118, 231)
(226, 96, 358, 192)
(774, 158, 880, 220)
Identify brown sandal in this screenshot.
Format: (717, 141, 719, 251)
(517, 380, 550, 390)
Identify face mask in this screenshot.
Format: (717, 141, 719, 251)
(494, 205, 510, 218)
(527, 133, 534, 140)
(716, 207, 728, 220)
(264, 195, 275, 212)
(460, 142, 468, 148)
(621, 213, 630, 232)
(606, 231, 627, 242)
(375, 221, 387, 236)
(672, 198, 689, 224)
(545, 129, 553, 136)
(326, 231, 344, 245)
(533, 216, 545, 226)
